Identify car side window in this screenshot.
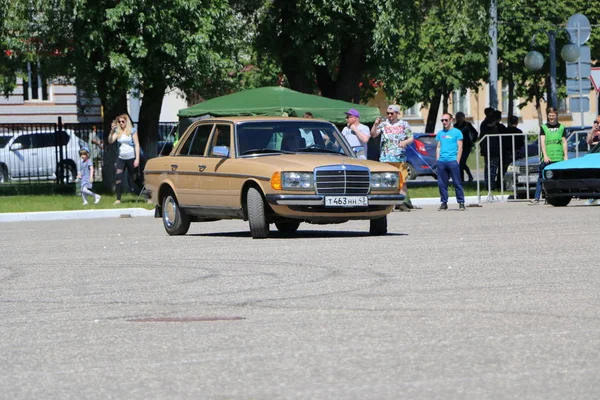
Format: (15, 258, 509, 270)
(179, 124, 213, 156)
(14, 134, 33, 149)
(208, 124, 231, 156)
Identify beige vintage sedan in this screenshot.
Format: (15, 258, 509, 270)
(144, 117, 405, 238)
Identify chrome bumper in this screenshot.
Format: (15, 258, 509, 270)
(265, 194, 405, 206)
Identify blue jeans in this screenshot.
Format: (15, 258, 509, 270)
(437, 160, 465, 204)
(534, 161, 554, 200)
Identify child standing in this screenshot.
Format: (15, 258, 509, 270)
(77, 148, 101, 205)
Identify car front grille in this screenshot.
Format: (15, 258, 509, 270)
(314, 165, 370, 195)
(551, 169, 600, 180)
(517, 165, 539, 174)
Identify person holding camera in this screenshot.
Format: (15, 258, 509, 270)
(586, 116, 600, 147)
(585, 116, 600, 205)
(108, 114, 142, 205)
(371, 104, 414, 211)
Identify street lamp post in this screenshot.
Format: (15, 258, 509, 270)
(524, 28, 579, 109)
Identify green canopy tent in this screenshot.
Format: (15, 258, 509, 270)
(177, 86, 381, 134)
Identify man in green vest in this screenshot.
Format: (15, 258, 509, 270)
(529, 107, 568, 205)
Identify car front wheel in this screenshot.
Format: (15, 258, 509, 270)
(162, 194, 191, 235)
(546, 196, 572, 207)
(247, 187, 269, 239)
(369, 216, 388, 236)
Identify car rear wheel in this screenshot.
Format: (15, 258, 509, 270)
(406, 162, 417, 180)
(0, 165, 8, 183)
(546, 196, 572, 207)
(369, 216, 388, 236)
(247, 187, 269, 239)
(162, 194, 191, 235)
(275, 221, 300, 234)
(57, 162, 76, 184)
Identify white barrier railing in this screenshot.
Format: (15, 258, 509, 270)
(475, 129, 591, 203)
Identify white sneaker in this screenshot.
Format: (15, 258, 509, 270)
(585, 198, 597, 205)
(94, 194, 101, 204)
(82, 201, 89, 206)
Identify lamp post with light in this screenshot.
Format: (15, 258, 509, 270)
(524, 28, 580, 109)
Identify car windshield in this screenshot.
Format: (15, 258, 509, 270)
(236, 121, 350, 157)
(0, 136, 11, 148)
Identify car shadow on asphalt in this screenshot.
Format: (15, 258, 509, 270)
(189, 231, 409, 239)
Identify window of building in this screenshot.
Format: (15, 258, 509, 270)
(23, 61, 50, 101)
(558, 98, 569, 114)
(452, 90, 469, 115)
(402, 103, 421, 117)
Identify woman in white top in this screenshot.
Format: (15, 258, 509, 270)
(108, 114, 141, 204)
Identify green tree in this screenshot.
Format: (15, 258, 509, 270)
(375, 0, 490, 132)
(498, 1, 600, 125)
(26, 0, 241, 188)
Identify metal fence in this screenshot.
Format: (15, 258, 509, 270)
(0, 120, 177, 184)
(475, 128, 592, 202)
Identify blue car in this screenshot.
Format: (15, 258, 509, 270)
(542, 143, 600, 206)
(367, 132, 437, 180)
(405, 133, 437, 180)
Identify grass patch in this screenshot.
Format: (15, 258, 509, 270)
(0, 193, 153, 213)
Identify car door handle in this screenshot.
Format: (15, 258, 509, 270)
(198, 165, 206, 172)
(170, 164, 178, 171)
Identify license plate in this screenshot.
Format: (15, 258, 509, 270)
(325, 196, 368, 207)
(518, 175, 538, 183)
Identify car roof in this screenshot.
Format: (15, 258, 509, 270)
(195, 116, 332, 124)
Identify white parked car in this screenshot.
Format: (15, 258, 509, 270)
(0, 129, 84, 183)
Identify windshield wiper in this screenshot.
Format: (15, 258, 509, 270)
(297, 146, 343, 154)
(241, 148, 292, 155)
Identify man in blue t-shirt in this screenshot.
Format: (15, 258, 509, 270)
(436, 113, 465, 211)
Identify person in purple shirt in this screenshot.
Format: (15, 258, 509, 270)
(436, 113, 465, 211)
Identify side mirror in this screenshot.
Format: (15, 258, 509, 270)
(352, 145, 365, 159)
(212, 145, 229, 157)
(10, 143, 23, 151)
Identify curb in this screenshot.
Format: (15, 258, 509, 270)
(0, 208, 155, 223)
(0, 196, 487, 223)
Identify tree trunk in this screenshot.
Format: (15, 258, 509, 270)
(425, 94, 442, 133)
(508, 72, 514, 119)
(282, 54, 314, 95)
(333, 40, 365, 102)
(442, 89, 451, 114)
(138, 83, 166, 160)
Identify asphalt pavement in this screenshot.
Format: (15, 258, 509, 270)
(2, 200, 599, 399)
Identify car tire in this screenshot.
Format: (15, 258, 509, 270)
(162, 194, 191, 235)
(406, 162, 417, 180)
(546, 196, 572, 207)
(275, 221, 300, 234)
(247, 187, 269, 239)
(369, 216, 387, 236)
(57, 162, 77, 184)
(0, 165, 8, 183)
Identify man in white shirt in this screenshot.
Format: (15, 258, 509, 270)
(341, 108, 370, 159)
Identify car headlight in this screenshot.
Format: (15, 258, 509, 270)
(371, 172, 399, 189)
(507, 165, 518, 172)
(280, 172, 314, 190)
(545, 170, 554, 179)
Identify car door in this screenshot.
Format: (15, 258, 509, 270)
(173, 123, 213, 206)
(199, 123, 235, 208)
(9, 134, 34, 178)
